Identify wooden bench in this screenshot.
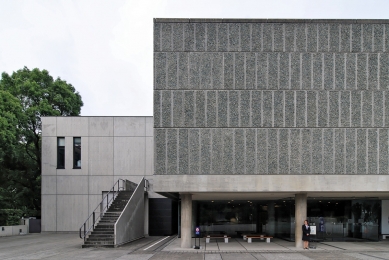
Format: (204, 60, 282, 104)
(242, 233, 265, 241)
(246, 235, 273, 243)
(204, 235, 231, 243)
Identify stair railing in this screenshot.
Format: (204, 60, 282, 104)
(79, 178, 130, 241)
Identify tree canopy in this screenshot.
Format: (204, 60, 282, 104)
(0, 67, 83, 225)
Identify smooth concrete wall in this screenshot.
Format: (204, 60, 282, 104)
(154, 19, 389, 176)
(0, 225, 28, 237)
(115, 178, 145, 246)
(41, 116, 156, 232)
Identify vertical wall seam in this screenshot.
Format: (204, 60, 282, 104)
(159, 22, 162, 52)
(283, 90, 286, 127)
(250, 23, 253, 52)
(305, 91, 308, 127)
(338, 91, 341, 127)
(276, 129, 279, 174)
(354, 129, 357, 174)
(365, 128, 371, 174)
(205, 23, 208, 52)
(316, 91, 319, 127)
(260, 90, 263, 127)
(271, 23, 274, 52)
(288, 53, 291, 90)
(309, 128, 313, 174)
(170, 24, 173, 52)
(272, 91, 275, 127)
(378, 53, 381, 90)
(299, 129, 302, 174)
(244, 53, 247, 90)
(377, 129, 380, 174)
(327, 91, 330, 127)
(294, 90, 297, 127)
(333, 128, 336, 174)
(194, 24, 196, 52)
(382, 91, 387, 127)
(321, 128, 324, 174)
(343, 128, 347, 174)
(266, 129, 269, 174)
(227, 24, 230, 52)
(372, 91, 375, 127)
(349, 90, 352, 127)
(255, 128, 258, 174)
(287, 129, 291, 175)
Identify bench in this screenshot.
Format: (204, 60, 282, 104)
(242, 233, 265, 241)
(204, 235, 231, 243)
(383, 234, 389, 239)
(246, 235, 273, 243)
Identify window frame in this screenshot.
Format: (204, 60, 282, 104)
(57, 137, 65, 169)
(73, 137, 81, 169)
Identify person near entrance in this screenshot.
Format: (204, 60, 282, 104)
(302, 220, 311, 249)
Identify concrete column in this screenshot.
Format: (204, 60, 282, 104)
(267, 202, 275, 236)
(295, 193, 307, 248)
(180, 193, 192, 248)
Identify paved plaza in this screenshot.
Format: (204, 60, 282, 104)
(1, 234, 389, 259)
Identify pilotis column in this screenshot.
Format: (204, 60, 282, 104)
(180, 193, 192, 248)
(295, 193, 307, 248)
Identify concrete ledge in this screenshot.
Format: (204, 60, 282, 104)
(152, 175, 389, 194)
(154, 18, 389, 24)
(0, 225, 28, 237)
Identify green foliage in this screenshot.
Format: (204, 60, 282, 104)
(0, 209, 24, 226)
(0, 67, 83, 222)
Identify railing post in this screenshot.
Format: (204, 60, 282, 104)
(118, 180, 120, 191)
(107, 194, 109, 211)
(92, 212, 95, 231)
(83, 223, 86, 241)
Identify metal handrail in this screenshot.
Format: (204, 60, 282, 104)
(79, 178, 130, 241)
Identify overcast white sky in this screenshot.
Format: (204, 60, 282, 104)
(1, 0, 389, 116)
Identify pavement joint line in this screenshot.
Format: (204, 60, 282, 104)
(153, 235, 177, 251)
(130, 236, 166, 252)
(143, 236, 170, 250)
(359, 252, 389, 260)
(320, 242, 347, 250)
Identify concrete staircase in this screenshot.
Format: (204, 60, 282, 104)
(82, 191, 133, 248)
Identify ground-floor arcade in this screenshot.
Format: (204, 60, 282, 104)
(153, 175, 389, 248)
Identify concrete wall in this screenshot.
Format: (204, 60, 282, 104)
(41, 116, 155, 232)
(154, 19, 389, 175)
(0, 225, 28, 237)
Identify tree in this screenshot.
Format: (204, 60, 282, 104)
(0, 67, 83, 223)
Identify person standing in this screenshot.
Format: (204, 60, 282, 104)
(302, 220, 311, 249)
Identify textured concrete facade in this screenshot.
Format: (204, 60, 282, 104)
(154, 19, 389, 176)
(41, 116, 154, 232)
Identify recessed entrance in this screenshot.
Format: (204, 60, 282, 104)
(188, 198, 381, 242)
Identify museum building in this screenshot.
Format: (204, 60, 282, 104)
(42, 19, 389, 248)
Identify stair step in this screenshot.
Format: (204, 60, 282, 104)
(82, 244, 115, 248)
(88, 234, 114, 238)
(84, 241, 114, 245)
(86, 238, 114, 242)
(91, 228, 114, 231)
